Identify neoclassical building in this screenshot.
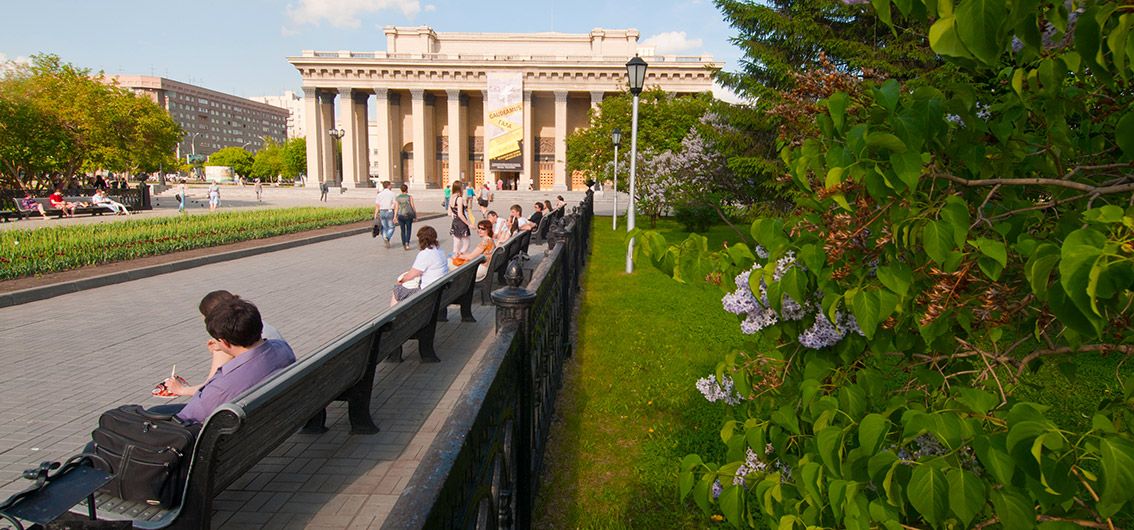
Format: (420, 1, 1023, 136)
(288, 26, 720, 190)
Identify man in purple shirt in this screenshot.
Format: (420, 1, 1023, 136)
(165, 298, 296, 424)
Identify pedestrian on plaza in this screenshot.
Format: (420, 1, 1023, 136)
(374, 180, 397, 248)
(320, 181, 329, 202)
(464, 180, 476, 211)
(555, 195, 566, 210)
(442, 183, 451, 209)
(529, 201, 545, 228)
(451, 220, 496, 282)
(49, 187, 78, 217)
(208, 182, 220, 211)
(94, 175, 108, 191)
(391, 226, 449, 306)
(449, 181, 472, 256)
(496, 178, 504, 192)
(543, 199, 553, 214)
(508, 204, 536, 235)
(477, 182, 493, 219)
(177, 179, 188, 214)
(393, 184, 417, 250)
(254, 178, 263, 203)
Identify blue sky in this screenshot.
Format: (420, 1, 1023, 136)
(1, 0, 742, 99)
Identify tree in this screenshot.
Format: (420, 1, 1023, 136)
(282, 137, 306, 180)
(205, 147, 253, 178)
(250, 138, 284, 181)
(635, 0, 1134, 527)
(714, 0, 937, 102)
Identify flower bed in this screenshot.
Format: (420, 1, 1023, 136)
(0, 207, 370, 280)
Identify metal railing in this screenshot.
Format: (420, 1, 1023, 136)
(383, 190, 594, 529)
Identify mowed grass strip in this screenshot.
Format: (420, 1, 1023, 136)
(535, 219, 748, 529)
(0, 207, 370, 280)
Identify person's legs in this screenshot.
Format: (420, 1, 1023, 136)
(456, 236, 471, 254)
(380, 210, 395, 242)
(398, 215, 413, 246)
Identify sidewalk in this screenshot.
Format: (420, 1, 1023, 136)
(0, 223, 546, 527)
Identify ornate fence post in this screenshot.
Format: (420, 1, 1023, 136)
(490, 258, 537, 527)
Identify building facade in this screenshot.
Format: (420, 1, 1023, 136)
(247, 91, 305, 139)
(111, 76, 290, 159)
(288, 26, 720, 191)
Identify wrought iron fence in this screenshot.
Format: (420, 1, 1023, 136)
(1, 187, 149, 217)
(384, 190, 594, 529)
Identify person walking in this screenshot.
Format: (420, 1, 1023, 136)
(208, 182, 220, 211)
(177, 179, 188, 214)
(254, 178, 263, 203)
(319, 181, 329, 202)
(393, 184, 417, 250)
(374, 180, 397, 248)
(477, 182, 492, 220)
(448, 181, 472, 256)
(442, 182, 451, 209)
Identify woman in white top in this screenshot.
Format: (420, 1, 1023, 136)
(391, 226, 450, 306)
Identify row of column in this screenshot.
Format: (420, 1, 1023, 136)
(302, 87, 605, 190)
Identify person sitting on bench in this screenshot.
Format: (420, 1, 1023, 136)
(90, 189, 130, 215)
(48, 187, 79, 218)
(18, 192, 48, 218)
(160, 298, 295, 424)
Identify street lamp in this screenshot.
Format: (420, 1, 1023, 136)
(328, 127, 345, 186)
(611, 127, 622, 230)
(625, 55, 647, 273)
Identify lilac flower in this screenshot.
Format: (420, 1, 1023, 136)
(711, 479, 723, 500)
(732, 447, 770, 486)
(696, 374, 742, 405)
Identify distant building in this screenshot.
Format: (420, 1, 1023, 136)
(289, 26, 720, 190)
(247, 91, 305, 140)
(110, 75, 289, 159)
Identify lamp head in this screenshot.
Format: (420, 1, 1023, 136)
(626, 55, 648, 96)
(328, 128, 345, 139)
(611, 127, 622, 147)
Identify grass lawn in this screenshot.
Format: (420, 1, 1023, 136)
(534, 218, 748, 528)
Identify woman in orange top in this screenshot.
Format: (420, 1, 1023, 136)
(451, 219, 495, 281)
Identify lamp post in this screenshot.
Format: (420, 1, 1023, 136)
(328, 127, 344, 187)
(611, 127, 622, 230)
(625, 55, 647, 273)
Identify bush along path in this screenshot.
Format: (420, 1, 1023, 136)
(0, 207, 371, 280)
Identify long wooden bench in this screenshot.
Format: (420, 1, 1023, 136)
(476, 231, 530, 304)
(0, 257, 487, 528)
(11, 197, 116, 220)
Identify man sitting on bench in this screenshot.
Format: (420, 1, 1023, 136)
(160, 298, 296, 424)
(18, 192, 48, 219)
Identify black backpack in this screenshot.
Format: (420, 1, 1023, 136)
(87, 405, 200, 508)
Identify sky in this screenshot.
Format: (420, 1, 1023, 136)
(0, 0, 744, 100)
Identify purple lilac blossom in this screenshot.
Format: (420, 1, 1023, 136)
(695, 374, 742, 405)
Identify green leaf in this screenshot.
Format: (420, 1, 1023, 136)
(1024, 244, 1061, 300)
(940, 197, 971, 246)
(1083, 205, 1126, 224)
(954, 387, 999, 414)
(1099, 437, 1134, 514)
(922, 220, 954, 264)
(890, 151, 923, 191)
(947, 468, 986, 527)
(866, 132, 907, 153)
(930, 16, 975, 59)
(719, 483, 742, 524)
(876, 262, 913, 297)
(799, 461, 823, 503)
(849, 289, 882, 339)
(826, 166, 846, 190)
(955, 0, 1007, 65)
(971, 238, 1007, 267)
(907, 465, 949, 526)
(817, 426, 845, 476)
(973, 435, 1015, 484)
(859, 414, 890, 454)
(828, 92, 849, 133)
(1060, 228, 1107, 319)
(1117, 110, 1134, 159)
(875, 79, 900, 112)
(990, 489, 1036, 529)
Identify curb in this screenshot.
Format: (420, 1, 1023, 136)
(0, 214, 446, 308)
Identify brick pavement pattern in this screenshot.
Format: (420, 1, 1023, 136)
(0, 225, 521, 528)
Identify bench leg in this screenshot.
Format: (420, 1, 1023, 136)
(385, 345, 405, 363)
(437, 306, 449, 322)
(459, 291, 476, 322)
(301, 409, 330, 434)
(344, 349, 380, 434)
(415, 326, 442, 363)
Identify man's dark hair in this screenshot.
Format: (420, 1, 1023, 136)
(417, 225, 439, 250)
(198, 290, 237, 317)
(534, 202, 544, 211)
(205, 299, 264, 347)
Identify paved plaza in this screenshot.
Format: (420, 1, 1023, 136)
(0, 214, 552, 527)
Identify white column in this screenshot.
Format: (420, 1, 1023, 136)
(302, 87, 321, 188)
(319, 92, 337, 186)
(481, 90, 491, 188)
(520, 89, 533, 191)
(410, 89, 427, 191)
(374, 88, 394, 184)
(446, 89, 463, 190)
(352, 90, 370, 187)
(553, 90, 568, 191)
(338, 88, 358, 188)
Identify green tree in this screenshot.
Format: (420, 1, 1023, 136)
(206, 146, 254, 178)
(282, 137, 306, 180)
(250, 138, 284, 181)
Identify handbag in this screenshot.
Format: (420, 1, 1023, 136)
(88, 405, 200, 508)
(371, 219, 381, 238)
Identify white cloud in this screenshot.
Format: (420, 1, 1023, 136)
(0, 52, 31, 75)
(286, 0, 421, 29)
(641, 31, 704, 54)
(423, 3, 436, 12)
(712, 81, 753, 105)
